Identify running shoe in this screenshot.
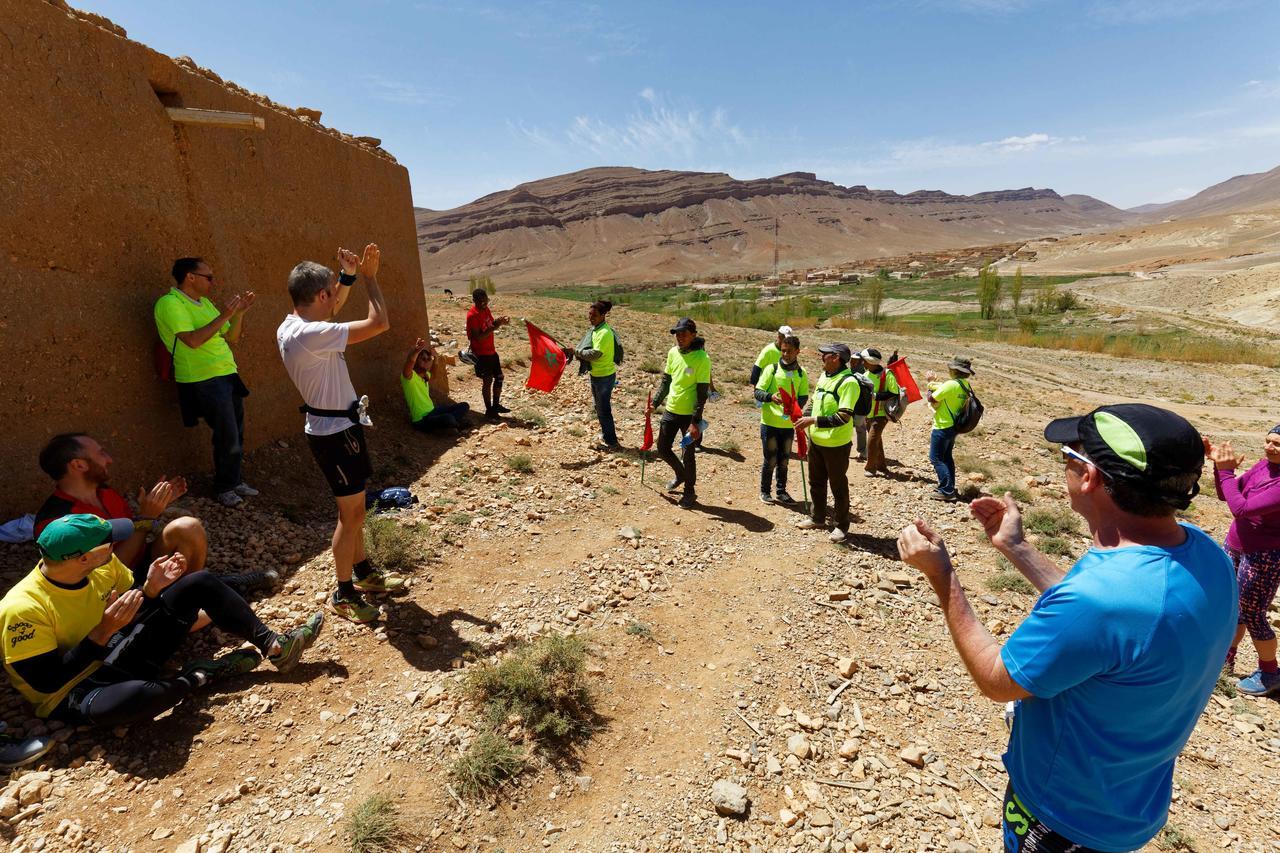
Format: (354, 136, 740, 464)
(928, 490, 959, 502)
(0, 725, 53, 770)
(1237, 669, 1280, 697)
(677, 492, 697, 508)
(760, 493, 773, 504)
(494, 403, 512, 414)
(665, 477, 683, 493)
(233, 482, 260, 497)
(217, 490, 244, 508)
(829, 529, 847, 543)
(353, 570, 406, 594)
(269, 612, 325, 672)
(775, 491, 797, 505)
(329, 590, 380, 624)
(795, 518, 823, 530)
(180, 649, 262, 685)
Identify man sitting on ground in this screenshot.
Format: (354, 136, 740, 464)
(0, 515, 323, 727)
(897, 404, 1236, 852)
(402, 338, 470, 432)
(33, 433, 273, 595)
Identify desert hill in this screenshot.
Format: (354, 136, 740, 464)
(416, 167, 1136, 288)
(1149, 163, 1280, 220)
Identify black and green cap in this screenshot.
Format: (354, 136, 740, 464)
(1044, 404, 1204, 502)
(36, 514, 134, 562)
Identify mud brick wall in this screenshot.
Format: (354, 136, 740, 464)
(0, 0, 429, 515)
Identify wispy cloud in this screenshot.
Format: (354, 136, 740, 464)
(362, 74, 452, 106)
(1087, 0, 1258, 24)
(513, 90, 750, 161)
(413, 0, 640, 64)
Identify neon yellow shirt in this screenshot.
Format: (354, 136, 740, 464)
(663, 345, 712, 416)
(809, 368, 860, 447)
(590, 323, 616, 378)
(0, 556, 134, 717)
(929, 378, 971, 429)
(154, 288, 237, 383)
(400, 371, 435, 421)
(757, 363, 809, 430)
(754, 342, 782, 371)
(864, 367, 900, 420)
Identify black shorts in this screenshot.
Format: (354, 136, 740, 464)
(306, 425, 371, 497)
(474, 353, 503, 379)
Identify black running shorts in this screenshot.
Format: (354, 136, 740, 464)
(473, 353, 503, 379)
(306, 425, 371, 497)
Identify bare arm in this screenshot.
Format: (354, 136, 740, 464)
(970, 494, 1066, 592)
(344, 244, 391, 346)
(175, 295, 240, 349)
(898, 520, 1031, 702)
(403, 337, 428, 380)
(223, 292, 255, 344)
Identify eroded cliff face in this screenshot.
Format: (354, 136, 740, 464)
(416, 167, 1133, 288)
(0, 0, 428, 514)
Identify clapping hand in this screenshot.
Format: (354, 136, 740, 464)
(234, 291, 256, 314)
(896, 519, 953, 584)
(359, 243, 380, 279)
(969, 493, 1026, 551)
(1206, 439, 1245, 472)
(89, 589, 143, 644)
(337, 247, 359, 276)
(144, 552, 187, 598)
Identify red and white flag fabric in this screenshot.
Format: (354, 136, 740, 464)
(641, 392, 654, 451)
(888, 357, 922, 403)
(524, 320, 568, 392)
(778, 387, 808, 459)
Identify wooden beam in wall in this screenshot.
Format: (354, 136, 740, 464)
(165, 107, 265, 130)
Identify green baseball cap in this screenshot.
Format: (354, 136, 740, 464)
(36, 514, 134, 562)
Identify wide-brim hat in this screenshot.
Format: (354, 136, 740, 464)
(947, 356, 974, 375)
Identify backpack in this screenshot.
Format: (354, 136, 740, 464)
(885, 390, 909, 423)
(950, 380, 984, 434)
(823, 373, 873, 418)
(612, 329, 624, 365)
(153, 336, 177, 382)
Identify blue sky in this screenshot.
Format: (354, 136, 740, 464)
(82, 0, 1280, 210)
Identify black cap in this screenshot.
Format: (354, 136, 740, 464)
(670, 318, 697, 334)
(817, 342, 851, 362)
(1044, 404, 1204, 503)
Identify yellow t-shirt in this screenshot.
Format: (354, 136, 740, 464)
(400, 371, 436, 421)
(808, 368, 860, 447)
(929, 378, 971, 430)
(0, 556, 134, 717)
(154, 288, 237, 383)
(590, 324, 617, 378)
(663, 345, 712, 416)
(864, 367, 900, 420)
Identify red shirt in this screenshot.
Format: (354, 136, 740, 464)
(34, 486, 133, 536)
(465, 305, 498, 356)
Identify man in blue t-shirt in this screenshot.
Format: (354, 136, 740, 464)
(897, 404, 1236, 852)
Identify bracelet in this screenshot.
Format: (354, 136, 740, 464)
(339, 272, 357, 286)
(134, 518, 155, 531)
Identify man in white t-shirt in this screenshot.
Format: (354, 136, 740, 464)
(277, 244, 402, 623)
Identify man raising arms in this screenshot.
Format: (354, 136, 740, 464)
(277, 245, 403, 624)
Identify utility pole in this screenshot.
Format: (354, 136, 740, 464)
(772, 216, 779, 279)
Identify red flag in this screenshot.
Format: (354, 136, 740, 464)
(641, 392, 654, 450)
(888, 357, 922, 403)
(778, 388, 808, 460)
(524, 321, 568, 392)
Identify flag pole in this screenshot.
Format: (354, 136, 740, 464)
(799, 456, 810, 515)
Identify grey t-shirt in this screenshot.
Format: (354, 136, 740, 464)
(276, 313, 355, 437)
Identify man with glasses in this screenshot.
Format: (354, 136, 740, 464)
(897, 404, 1235, 852)
(154, 258, 257, 507)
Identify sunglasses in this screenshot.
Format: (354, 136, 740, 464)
(192, 272, 215, 281)
(1060, 445, 1097, 469)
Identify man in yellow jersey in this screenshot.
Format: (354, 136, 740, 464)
(749, 325, 793, 386)
(754, 334, 808, 504)
(794, 343, 861, 543)
(401, 338, 471, 432)
(860, 347, 900, 477)
(575, 299, 621, 450)
(925, 356, 975, 501)
(154, 257, 258, 507)
(648, 318, 711, 508)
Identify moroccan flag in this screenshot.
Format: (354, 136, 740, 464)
(778, 388, 808, 460)
(641, 392, 654, 450)
(524, 321, 567, 392)
(888, 357, 922, 403)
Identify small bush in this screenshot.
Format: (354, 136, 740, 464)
(347, 793, 406, 853)
(639, 356, 663, 374)
(448, 511, 473, 527)
(466, 633, 597, 744)
(985, 571, 1036, 595)
(1157, 823, 1198, 852)
(449, 732, 527, 800)
(990, 483, 1032, 503)
(516, 407, 547, 428)
(625, 621, 653, 640)
(718, 437, 741, 454)
(1215, 673, 1238, 698)
(507, 453, 534, 474)
(1039, 536, 1075, 557)
(363, 516, 420, 573)
(1025, 506, 1079, 536)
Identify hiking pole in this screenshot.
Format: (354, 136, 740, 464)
(799, 456, 810, 516)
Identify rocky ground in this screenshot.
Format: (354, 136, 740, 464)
(1, 292, 1278, 852)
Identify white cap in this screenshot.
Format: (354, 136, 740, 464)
(777, 325, 794, 336)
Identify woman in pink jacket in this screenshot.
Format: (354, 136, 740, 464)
(1209, 426, 1280, 697)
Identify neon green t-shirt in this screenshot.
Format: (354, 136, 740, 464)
(400, 371, 435, 422)
(754, 342, 782, 371)
(756, 362, 809, 430)
(808, 368, 860, 447)
(864, 367, 900, 419)
(154, 288, 236, 383)
(663, 345, 711, 416)
(930, 378, 971, 429)
(590, 323, 616, 378)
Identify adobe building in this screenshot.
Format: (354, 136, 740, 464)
(0, 0, 429, 515)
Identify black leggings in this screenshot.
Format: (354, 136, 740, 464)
(53, 572, 277, 727)
(657, 413, 696, 493)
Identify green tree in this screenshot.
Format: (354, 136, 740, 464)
(864, 276, 886, 324)
(977, 263, 1002, 321)
(1011, 266, 1024, 315)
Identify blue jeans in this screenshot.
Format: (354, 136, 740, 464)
(759, 424, 793, 494)
(191, 374, 245, 493)
(930, 427, 958, 495)
(590, 373, 618, 446)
